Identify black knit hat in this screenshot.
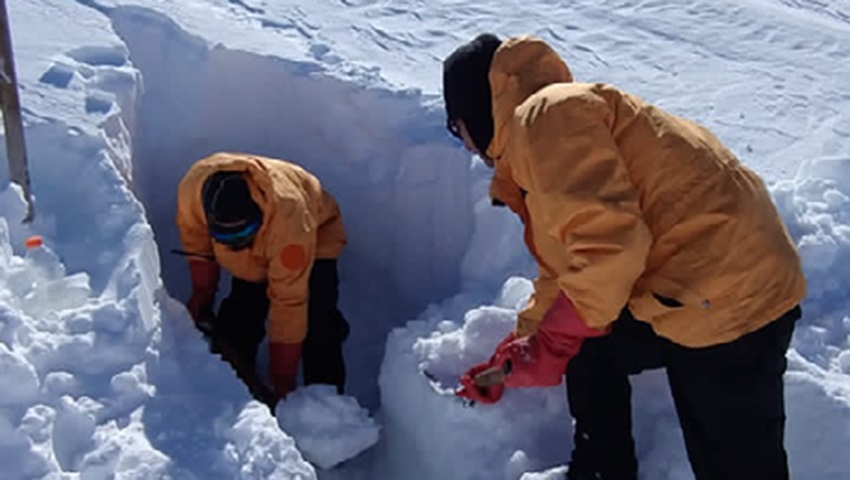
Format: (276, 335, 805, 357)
(201, 171, 262, 236)
(443, 33, 502, 154)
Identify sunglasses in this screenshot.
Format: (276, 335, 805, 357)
(210, 220, 261, 250)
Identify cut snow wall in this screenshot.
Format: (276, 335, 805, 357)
(109, 7, 474, 408)
(0, 3, 166, 476)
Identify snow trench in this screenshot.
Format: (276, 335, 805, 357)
(5, 3, 850, 479)
(108, 6, 474, 409)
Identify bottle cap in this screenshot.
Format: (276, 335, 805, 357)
(24, 235, 44, 249)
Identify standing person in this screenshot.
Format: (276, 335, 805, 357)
(444, 34, 806, 480)
(176, 152, 350, 409)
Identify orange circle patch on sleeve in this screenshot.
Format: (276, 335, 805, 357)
(279, 244, 308, 271)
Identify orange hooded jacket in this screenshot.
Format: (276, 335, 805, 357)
(176, 152, 346, 344)
(487, 36, 806, 347)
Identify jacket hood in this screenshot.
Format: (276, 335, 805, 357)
(485, 36, 574, 160)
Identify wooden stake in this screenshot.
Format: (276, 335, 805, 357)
(0, 0, 34, 222)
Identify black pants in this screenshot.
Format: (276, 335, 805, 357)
(566, 306, 800, 480)
(213, 259, 350, 394)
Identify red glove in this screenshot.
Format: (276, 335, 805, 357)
(496, 292, 608, 388)
(456, 292, 609, 402)
(269, 342, 302, 400)
(186, 260, 220, 325)
(456, 332, 516, 403)
(457, 362, 506, 404)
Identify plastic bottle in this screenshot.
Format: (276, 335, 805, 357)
(23, 235, 65, 285)
(19, 236, 93, 317)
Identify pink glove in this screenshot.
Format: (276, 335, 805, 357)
(455, 332, 516, 403)
(496, 292, 608, 388)
(457, 362, 507, 404)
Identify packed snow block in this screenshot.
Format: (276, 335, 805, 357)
(379, 278, 573, 480)
(275, 385, 380, 470)
(382, 277, 695, 480)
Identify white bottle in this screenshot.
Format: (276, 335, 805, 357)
(24, 235, 65, 286)
(20, 236, 92, 317)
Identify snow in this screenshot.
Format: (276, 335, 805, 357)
(223, 402, 316, 480)
(377, 280, 574, 480)
(0, 0, 848, 478)
(276, 385, 380, 470)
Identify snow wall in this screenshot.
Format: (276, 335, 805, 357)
(0, 3, 848, 480)
(110, 6, 478, 410)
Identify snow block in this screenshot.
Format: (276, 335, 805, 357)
(275, 385, 380, 470)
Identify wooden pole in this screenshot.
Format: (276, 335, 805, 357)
(0, 0, 34, 222)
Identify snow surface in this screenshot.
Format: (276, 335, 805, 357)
(1, 0, 849, 478)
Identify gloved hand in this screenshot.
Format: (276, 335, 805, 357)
(457, 292, 609, 401)
(457, 362, 507, 404)
(494, 330, 583, 388)
(455, 332, 516, 403)
(186, 260, 220, 325)
(496, 292, 608, 388)
(269, 342, 303, 401)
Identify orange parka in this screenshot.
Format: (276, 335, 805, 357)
(176, 152, 346, 344)
(487, 36, 806, 347)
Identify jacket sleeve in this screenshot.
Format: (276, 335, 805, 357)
(512, 94, 652, 330)
(265, 206, 317, 344)
(516, 268, 560, 338)
(490, 161, 561, 337)
(315, 190, 347, 259)
(515, 225, 562, 337)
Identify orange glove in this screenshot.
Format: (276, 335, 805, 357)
(187, 261, 220, 325)
(269, 342, 302, 400)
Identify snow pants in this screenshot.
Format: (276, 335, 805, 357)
(213, 258, 350, 393)
(566, 305, 801, 480)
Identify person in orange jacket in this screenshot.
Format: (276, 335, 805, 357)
(176, 152, 349, 406)
(443, 34, 806, 480)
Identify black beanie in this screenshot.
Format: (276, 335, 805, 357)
(443, 33, 502, 154)
(201, 171, 262, 234)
